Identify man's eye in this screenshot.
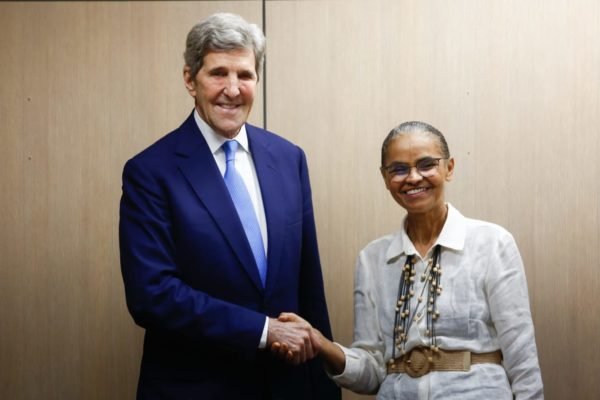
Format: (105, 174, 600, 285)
(239, 72, 255, 80)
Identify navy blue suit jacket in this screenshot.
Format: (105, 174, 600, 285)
(119, 112, 340, 399)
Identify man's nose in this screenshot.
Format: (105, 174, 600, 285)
(223, 75, 240, 97)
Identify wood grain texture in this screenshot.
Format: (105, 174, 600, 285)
(0, 2, 262, 399)
(266, 1, 600, 399)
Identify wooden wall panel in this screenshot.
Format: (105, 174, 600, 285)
(0, 2, 262, 399)
(266, 1, 600, 399)
(2, 0, 600, 399)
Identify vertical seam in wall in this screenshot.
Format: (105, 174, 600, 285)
(262, 0, 267, 130)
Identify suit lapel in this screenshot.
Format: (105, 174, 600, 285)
(175, 114, 264, 292)
(247, 125, 286, 291)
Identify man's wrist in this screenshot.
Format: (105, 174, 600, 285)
(258, 316, 269, 349)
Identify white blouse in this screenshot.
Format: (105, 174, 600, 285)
(331, 204, 543, 400)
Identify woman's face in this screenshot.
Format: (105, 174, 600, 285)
(381, 133, 454, 216)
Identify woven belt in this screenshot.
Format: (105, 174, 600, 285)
(387, 347, 503, 378)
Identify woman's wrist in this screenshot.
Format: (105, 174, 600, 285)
(319, 335, 346, 375)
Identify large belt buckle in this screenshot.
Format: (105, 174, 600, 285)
(404, 347, 432, 378)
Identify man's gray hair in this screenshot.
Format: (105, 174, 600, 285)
(184, 12, 266, 79)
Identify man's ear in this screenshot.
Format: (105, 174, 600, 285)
(183, 66, 196, 96)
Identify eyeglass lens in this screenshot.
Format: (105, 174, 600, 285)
(387, 158, 442, 179)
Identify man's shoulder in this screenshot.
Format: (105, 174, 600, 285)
(246, 123, 300, 152)
(127, 114, 196, 165)
(137, 130, 181, 156)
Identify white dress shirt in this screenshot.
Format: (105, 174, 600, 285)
(332, 204, 544, 400)
(193, 110, 270, 348)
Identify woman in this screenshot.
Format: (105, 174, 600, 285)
(277, 121, 543, 399)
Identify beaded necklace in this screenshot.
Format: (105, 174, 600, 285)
(391, 244, 443, 360)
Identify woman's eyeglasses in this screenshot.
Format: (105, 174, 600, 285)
(381, 157, 447, 181)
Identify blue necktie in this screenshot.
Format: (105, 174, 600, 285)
(222, 140, 267, 286)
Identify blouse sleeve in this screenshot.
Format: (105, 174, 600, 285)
(485, 231, 544, 399)
(330, 250, 387, 395)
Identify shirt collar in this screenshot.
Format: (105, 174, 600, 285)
(193, 108, 250, 155)
(385, 203, 466, 261)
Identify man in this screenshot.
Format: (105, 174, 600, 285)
(119, 12, 340, 399)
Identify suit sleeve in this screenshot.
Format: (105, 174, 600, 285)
(296, 148, 342, 399)
(119, 157, 266, 353)
(296, 148, 332, 337)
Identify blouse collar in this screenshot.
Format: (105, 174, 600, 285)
(386, 203, 466, 261)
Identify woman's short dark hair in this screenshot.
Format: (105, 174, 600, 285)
(381, 121, 451, 166)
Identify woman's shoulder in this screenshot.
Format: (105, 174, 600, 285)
(462, 214, 516, 246)
(358, 229, 403, 260)
(447, 203, 514, 243)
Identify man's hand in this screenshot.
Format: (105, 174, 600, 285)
(267, 312, 320, 365)
(273, 313, 346, 375)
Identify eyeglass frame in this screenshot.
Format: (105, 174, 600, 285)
(380, 157, 448, 181)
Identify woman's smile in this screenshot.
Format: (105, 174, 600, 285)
(403, 187, 430, 196)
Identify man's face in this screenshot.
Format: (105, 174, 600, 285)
(184, 48, 257, 138)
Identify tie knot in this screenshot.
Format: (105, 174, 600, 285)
(223, 140, 239, 163)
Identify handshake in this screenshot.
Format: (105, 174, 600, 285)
(266, 312, 326, 365)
